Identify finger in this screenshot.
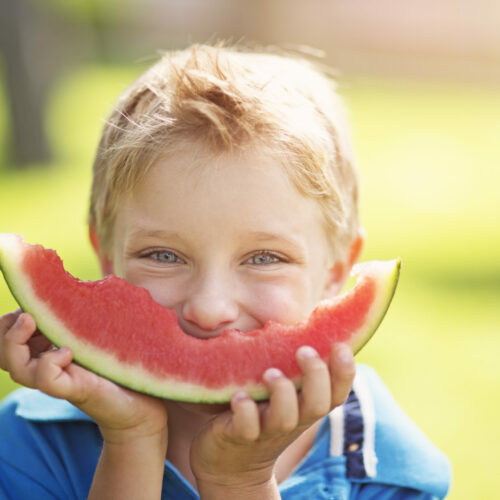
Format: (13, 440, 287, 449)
(225, 392, 260, 442)
(329, 343, 356, 409)
(34, 346, 75, 399)
(261, 368, 299, 436)
(296, 346, 331, 423)
(0, 309, 22, 334)
(0, 311, 21, 369)
(3, 313, 38, 385)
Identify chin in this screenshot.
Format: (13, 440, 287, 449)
(176, 401, 231, 415)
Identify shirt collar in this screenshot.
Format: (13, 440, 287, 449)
(13, 388, 93, 422)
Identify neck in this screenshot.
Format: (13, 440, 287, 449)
(164, 400, 230, 490)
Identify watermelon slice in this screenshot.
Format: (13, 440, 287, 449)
(0, 233, 401, 402)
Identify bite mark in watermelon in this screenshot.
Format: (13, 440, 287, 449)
(0, 233, 401, 402)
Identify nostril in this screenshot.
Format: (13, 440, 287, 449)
(180, 296, 239, 338)
(178, 317, 233, 339)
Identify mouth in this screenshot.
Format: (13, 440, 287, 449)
(177, 318, 243, 340)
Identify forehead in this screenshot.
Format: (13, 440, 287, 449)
(116, 146, 331, 251)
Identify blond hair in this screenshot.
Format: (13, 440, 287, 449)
(89, 44, 359, 258)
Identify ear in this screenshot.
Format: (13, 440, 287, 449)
(88, 226, 113, 276)
(322, 261, 346, 298)
(348, 229, 365, 268)
(322, 230, 365, 299)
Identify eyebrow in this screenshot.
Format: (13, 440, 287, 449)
(128, 229, 182, 242)
(244, 231, 305, 253)
(131, 229, 302, 245)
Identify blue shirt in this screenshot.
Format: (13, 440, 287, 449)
(0, 365, 451, 499)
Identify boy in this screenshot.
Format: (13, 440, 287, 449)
(0, 44, 451, 499)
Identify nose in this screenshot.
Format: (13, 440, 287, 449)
(180, 276, 239, 338)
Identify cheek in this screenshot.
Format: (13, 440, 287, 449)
(121, 264, 186, 309)
(247, 280, 316, 326)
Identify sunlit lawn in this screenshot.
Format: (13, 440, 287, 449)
(1, 66, 499, 499)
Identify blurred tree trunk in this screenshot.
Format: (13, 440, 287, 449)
(0, 0, 51, 167)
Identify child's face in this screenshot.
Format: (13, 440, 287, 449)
(106, 147, 344, 338)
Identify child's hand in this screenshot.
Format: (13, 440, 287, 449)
(190, 343, 355, 499)
(0, 310, 169, 498)
(0, 310, 167, 443)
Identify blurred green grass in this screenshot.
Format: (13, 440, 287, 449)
(1, 66, 499, 499)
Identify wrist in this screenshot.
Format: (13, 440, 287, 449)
(89, 430, 167, 500)
(197, 473, 280, 500)
(99, 422, 168, 447)
(100, 426, 168, 465)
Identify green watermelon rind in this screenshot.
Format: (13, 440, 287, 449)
(0, 233, 401, 402)
(350, 258, 401, 355)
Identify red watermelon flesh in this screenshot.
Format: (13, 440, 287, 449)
(0, 233, 401, 402)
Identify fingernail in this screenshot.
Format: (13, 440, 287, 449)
(232, 391, 250, 403)
(297, 345, 319, 359)
(263, 367, 283, 381)
(14, 314, 25, 327)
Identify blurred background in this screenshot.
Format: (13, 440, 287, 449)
(0, 1, 499, 497)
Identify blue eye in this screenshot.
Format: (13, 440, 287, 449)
(249, 252, 280, 265)
(151, 251, 183, 264)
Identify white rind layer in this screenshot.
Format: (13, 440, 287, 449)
(351, 259, 401, 354)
